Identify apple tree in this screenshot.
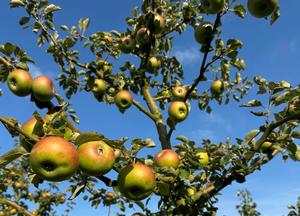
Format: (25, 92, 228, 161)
(0, 0, 298, 215)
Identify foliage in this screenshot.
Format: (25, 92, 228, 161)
(236, 189, 261, 216)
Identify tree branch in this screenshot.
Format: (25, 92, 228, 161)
(132, 99, 156, 121)
(0, 197, 35, 216)
(0, 56, 12, 67)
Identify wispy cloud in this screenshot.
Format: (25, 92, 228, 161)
(173, 47, 200, 65)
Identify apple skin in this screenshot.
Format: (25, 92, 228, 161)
(77, 140, 115, 176)
(168, 101, 189, 122)
(148, 56, 161, 73)
(7, 69, 33, 97)
(32, 75, 55, 102)
(194, 22, 214, 45)
(260, 141, 273, 153)
(135, 27, 151, 45)
(120, 36, 136, 53)
(29, 136, 79, 182)
(196, 152, 209, 166)
(247, 0, 278, 18)
(117, 163, 156, 201)
(19, 117, 44, 151)
(155, 149, 180, 168)
(114, 90, 133, 110)
(210, 80, 224, 95)
(201, 0, 225, 14)
(92, 79, 106, 95)
(172, 86, 187, 99)
(153, 14, 165, 34)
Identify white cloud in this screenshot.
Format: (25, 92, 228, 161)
(174, 47, 200, 65)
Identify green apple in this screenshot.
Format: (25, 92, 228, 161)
(201, 0, 225, 14)
(247, 0, 278, 18)
(119, 36, 136, 53)
(77, 140, 115, 176)
(103, 191, 116, 204)
(114, 90, 133, 110)
(92, 79, 106, 95)
(153, 14, 165, 34)
(29, 136, 79, 181)
(32, 75, 55, 102)
(7, 69, 33, 97)
(135, 27, 151, 45)
(155, 149, 180, 168)
(19, 117, 44, 151)
(148, 56, 161, 73)
(117, 163, 155, 201)
(172, 86, 187, 99)
(196, 152, 209, 166)
(194, 22, 214, 45)
(260, 141, 273, 153)
(168, 101, 189, 122)
(210, 80, 224, 95)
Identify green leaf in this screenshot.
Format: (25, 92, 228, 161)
(292, 131, 300, 139)
(10, 0, 25, 7)
(19, 17, 30, 25)
(270, 7, 280, 25)
(232, 4, 246, 18)
(240, 99, 262, 107)
(44, 4, 61, 15)
(244, 129, 260, 144)
(74, 132, 104, 146)
(157, 182, 170, 196)
(69, 184, 85, 200)
(4, 42, 17, 56)
(78, 18, 90, 32)
(0, 146, 27, 168)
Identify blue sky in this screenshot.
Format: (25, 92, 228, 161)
(0, 0, 300, 215)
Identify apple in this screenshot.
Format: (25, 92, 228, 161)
(92, 79, 106, 95)
(148, 56, 161, 73)
(135, 27, 151, 45)
(247, 0, 278, 18)
(155, 149, 180, 168)
(19, 117, 44, 151)
(168, 101, 189, 122)
(103, 191, 116, 204)
(172, 86, 187, 99)
(114, 90, 133, 110)
(196, 152, 209, 166)
(119, 36, 136, 53)
(77, 140, 115, 176)
(201, 0, 225, 14)
(32, 75, 55, 102)
(210, 80, 224, 95)
(260, 141, 273, 153)
(117, 163, 155, 201)
(194, 22, 214, 45)
(7, 69, 33, 97)
(114, 149, 122, 158)
(29, 136, 79, 181)
(153, 14, 165, 34)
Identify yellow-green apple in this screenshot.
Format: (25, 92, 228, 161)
(201, 0, 225, 14)
(168, 101, 189, 122)
(117, 163, 155, 201)
(153, 14, 165, 34)
(114, 90, 133, 110)
(135, 27, 151, 45)
(7, 69, 33, 97)
(196, 152, 209, 166)
(77, 140, 115, 176)
(119, 36, 136, 53)
(155, 149, 180, 168)
(148, 56, 161, 73)
(260, 141, 273, 153)
(194, 22, 214, 45)
(92, 79, 106, 95)
(19, 117, 44, 151)
(32, 75, 55, 102)
(172, 86, 187, 99)
(210, 80, 224, 95)
(247, 0, 278, 18)
(29, 136, 79, 181)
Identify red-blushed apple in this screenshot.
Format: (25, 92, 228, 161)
(7, 69, 33, 97)
(168, 101, 189, 122)
(201, 0, 225, 14)
(19, 117, 44, 151)
(194, 22, 214, 45)
(119, 36, 136, 53)
(32, 75, 55, 102)
(247, 0, 278, 18)
(117, 163, 156, 201)
(77, 140, 115, 176)
(155, 149, 180, 168)
(210, 80, 224, 95)
(29, 136, 79, 181)
(135, 27, 151, 45)
(153, 14, 165, 34)
(92, 79, 106, 95)
(114, 90, 133, 110)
